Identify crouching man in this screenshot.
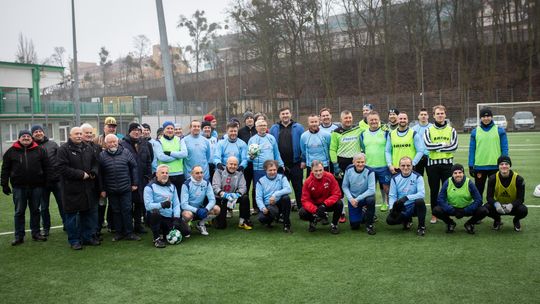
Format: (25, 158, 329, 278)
(433, 164, 488, 234)
(386, 156, 427, 236)
(299, 160, 343, 234)
(485, 156, 528, 232)
(181, 166, 220, 236)
(144, 164, 190, 248)
(212, 156, 252, 230)
(256, 160, 292, 233)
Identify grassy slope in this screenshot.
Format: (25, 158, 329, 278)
(0, 132, 539, 304)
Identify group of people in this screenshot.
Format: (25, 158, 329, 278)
(1, 105, 529, 249)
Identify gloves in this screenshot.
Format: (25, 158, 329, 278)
(164, 151, 171, 156)
(217, 163, 225, 171)
(161, 200, 171, 209)
(469, 166, 475, 177)
(277, 167, 284, 174)
(494, 202, 505, 214)
(222, 192, 233, 200)
(502, 203, 513, 214)
(233, 193, 242, 199)
(393, 197, 408, 212)
(316, 204, 327, 219)
(454, 208, 465, 219)
(196, 208, 208, 219)
(2, 185, 11, 195)
(237, 165, 244, 172)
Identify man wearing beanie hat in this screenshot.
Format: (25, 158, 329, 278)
(203, 114, 218, 138)
(120, 122, 153, 234)
(384, 108, 400, 131)
(468, 107, 508, 197)
(155, 121, 188, 194)
(432, 164, 488, 234)
(238, 111, 257, 212)
(1, 129, 49, 245)
(32, 124, 65, 236)
(484, 156, 528, 232)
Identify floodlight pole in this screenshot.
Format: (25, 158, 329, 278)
(71, 0, 81, 125)
(155, 0, 177, 114)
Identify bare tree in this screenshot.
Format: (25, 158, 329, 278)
(133, 35, 151, 90)
(99, 46, 112, 89)
(15, 33, 38, 64)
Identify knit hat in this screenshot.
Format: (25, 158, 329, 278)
(242, 111, 254, 121)
(388, 108, 400, 115)
(18, 129, 32, 138)
(451, 164, 464, 173)
(141, 123, 151, 131)
(128, 123, 141, 134)
(201, 121, 211, 129)
(480, 108, 493, 117)
(363, 104, 374, 110)
(31, 125, 44, 134)
(104, 116, 117, 126)
(156, 127, 164, 137)
(497, 155, 512, 166)
(203, 114, 216, 122)
(229, 117, 240, 125)
(162, 121, 174, 129)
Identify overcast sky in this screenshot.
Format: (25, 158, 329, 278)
(0, 0, 231, 64)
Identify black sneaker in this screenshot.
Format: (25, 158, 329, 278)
(403, 221, 413, 231)
(71, 243, 83, 250)
(283, 225, 293, 233)
(513, 220, 521, 232)
(11, 238, 24, 246)
(366, 225, 376, 235)
(446, 221, 457, 233)
(417, 226, 426, 236)
(464, 222, 475, 235)
(112, 234, 124, 242)
(41, 229, 50, 237)
(330, 224, 339, 234)
(308, 221, 317, 232)
(492, 221, 503, 231)
(125, 234, 141, 241)
(32, 234, 47, 242)
(83, 238, 101, 246)
(154, 238, 166, 248)
(321, 217, 329, 226)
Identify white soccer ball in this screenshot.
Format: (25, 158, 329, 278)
(248, 143, 261, 157)
(166, 229, 182, 245)
(534, 184, 540, 198)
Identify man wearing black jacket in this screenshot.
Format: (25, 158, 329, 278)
(100, 134, 140, 241)
(238, 111, 257, 213)
(32, 124, 64, 236)
(57, 127, 100, 250)
(1, 130, 49, 245)
(120, 123, 153, 234)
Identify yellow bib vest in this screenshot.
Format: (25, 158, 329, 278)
(158, 136, 184, 174)
(474, 125, 500, 166)
(390, 129, 416, 167)
(494, 172, 518, 204)
(428, 125, 453, 160)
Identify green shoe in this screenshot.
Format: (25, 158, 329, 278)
(380, 203, 388, 212)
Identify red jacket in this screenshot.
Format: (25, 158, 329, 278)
(301, 171, 341, 214)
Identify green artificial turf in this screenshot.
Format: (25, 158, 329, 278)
(0, 132, 539, 304)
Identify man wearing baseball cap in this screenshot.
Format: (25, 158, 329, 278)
(94, 116, 124, 150)
(468, 107, 508, 197)
(484, 156, 528, 232)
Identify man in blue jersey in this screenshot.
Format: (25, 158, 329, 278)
(214, 122, 248, 172)
(181, 166, 220, 236)
(386, 156, 427, 236)
(256, 160, 292, 233)
(411, 108, 431, 176)
(319, 108, 339, 133)
(300, 114, 331, 176)
(181, 120, 212, 180)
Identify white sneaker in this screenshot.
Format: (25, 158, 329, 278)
(196, 222, 209, 236)
(226, 209, 233, 218)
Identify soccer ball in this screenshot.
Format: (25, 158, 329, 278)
(248, 143, 261, 158)
(166, 229, 182, 245)
(534, 184, 540, 198)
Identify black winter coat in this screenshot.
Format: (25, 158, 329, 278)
(36, 136, 60, 183)
(99, 145, 138, 194)
(238, 125, 256, 145)
(1, 141, 48, 188)
(57, 140, 99, 212)
(120, 136, 152, 194)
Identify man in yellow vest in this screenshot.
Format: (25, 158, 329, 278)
(432, 164, 488, 234)
(423, 105, 458, 224)
(155, 121, 188, 193)
(385, 112, 423, 175)
(485, 156, 528, 232)
(468, 108, 508, 197)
